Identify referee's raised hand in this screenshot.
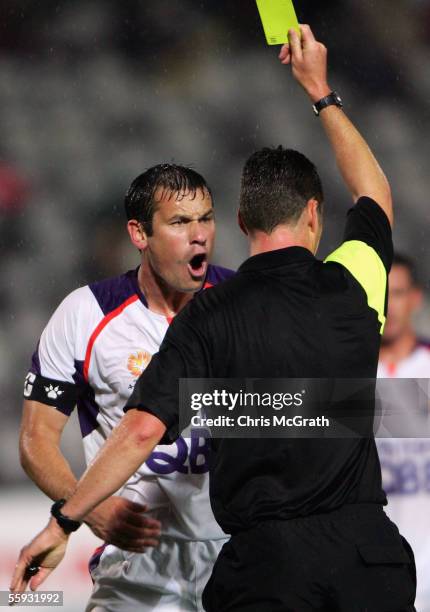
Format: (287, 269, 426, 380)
(278, 24, 392, 224)
(278, 24, 331, 103)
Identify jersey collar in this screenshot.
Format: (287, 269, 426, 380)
(239, 246, 315, 273)
(129, 265, 213, 308)
(129, 267, 149, 308)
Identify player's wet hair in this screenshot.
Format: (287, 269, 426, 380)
(392, 252, 420, 287)
(239, 146, 324, 233)
(125, 164, 212, 235)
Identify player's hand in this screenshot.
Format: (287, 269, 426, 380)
(10, 518, 68, 594)
(278, 24, 331, 102)
(85, 496, 161, 552)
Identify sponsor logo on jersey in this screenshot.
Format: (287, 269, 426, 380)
(127, 350, 152, 377)
(24, 372, 36, 397)
(146, 429, 210, 475)
(44, 384, 64, 400)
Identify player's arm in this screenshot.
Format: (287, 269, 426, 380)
(11, 409, 165, 593)
(11, 309, 205, 593)
(21, 284, 161, 550)
(20, 400, 77, 500)
(20, 398, 161, 550)
(279, 25, 393, 226)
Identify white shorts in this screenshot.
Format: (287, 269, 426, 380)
(86, 537, 228, 612)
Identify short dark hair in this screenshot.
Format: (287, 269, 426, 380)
(239, 147, 324, 233)
(124, 164, 212, 235)
(392, 252, 420, 286)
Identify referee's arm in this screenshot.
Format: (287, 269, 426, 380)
(11, 409, 166, 593)
(280, 24, 393, 227)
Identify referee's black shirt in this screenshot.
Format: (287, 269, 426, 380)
(126, 197, 393, 535)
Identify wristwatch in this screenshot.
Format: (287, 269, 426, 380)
(313, 91, 343, 116)
(51, 499, 82, 534)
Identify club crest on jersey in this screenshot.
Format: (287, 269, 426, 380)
(127, 350, 152, 377)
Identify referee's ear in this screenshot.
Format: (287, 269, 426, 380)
(305, 198, 323, 253)
(127, 219, 149, 252)
(306, 199, 321, 229)
(237, 211, 248, 236)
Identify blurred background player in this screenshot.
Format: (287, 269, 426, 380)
(379, 254, 429, 377)
(19, 163, 233, 611)
(377, 253, 430, 611)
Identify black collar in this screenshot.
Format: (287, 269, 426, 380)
(238, 246, 315, 273)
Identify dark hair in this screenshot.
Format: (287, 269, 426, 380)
(239, 147, 324, 233)
(392, 252, 420, 286)
(124, 163, 212, 235)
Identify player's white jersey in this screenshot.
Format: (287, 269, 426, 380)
(25, 265, 234, 541)
(377, 341, 430, 611)
(378, 342, 430, 378)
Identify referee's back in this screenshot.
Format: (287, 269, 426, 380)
(154, 197, 392, 535)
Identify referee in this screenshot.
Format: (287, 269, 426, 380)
(12, 25, 416, 611)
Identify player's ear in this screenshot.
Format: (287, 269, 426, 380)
(237, 211, 248, 236)
(127, 219, 149, 251)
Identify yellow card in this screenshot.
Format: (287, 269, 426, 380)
(255, 0, 300, 45)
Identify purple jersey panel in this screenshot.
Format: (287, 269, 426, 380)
(89, 269, 143, 315)
(204, 264, 235, 287)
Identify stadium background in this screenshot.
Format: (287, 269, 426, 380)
(0, 1, 429, 609)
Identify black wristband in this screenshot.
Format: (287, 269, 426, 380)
(51, 499, 82, 534)
(313, 91, 343, 116)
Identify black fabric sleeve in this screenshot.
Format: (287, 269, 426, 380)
(23, 372, 78, 415)
(343, 197, 393, 273)
(124, 303, 210, 444)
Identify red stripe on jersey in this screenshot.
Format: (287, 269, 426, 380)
(84, 294, 139, 382)
(166, 316, 174, 325)
(88, 543, 107, 578)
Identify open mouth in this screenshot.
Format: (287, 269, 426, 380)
(187, 253, 208, 278)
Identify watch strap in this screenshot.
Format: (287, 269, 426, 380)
(51, 499, 81, 534)
(313, 91, 343, 116)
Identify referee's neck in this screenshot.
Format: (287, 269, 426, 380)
(248, 228, 315, 258)
(246, 201, 321, 257)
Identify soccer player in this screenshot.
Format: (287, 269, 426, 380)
(19, 163, 233, 611)
(377, 253, 430, 610)
(12, 26, 416, 610)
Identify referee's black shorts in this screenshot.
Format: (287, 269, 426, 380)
(203, 504, 416, 611)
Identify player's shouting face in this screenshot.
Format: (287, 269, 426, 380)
(143, 187, 215, 293)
